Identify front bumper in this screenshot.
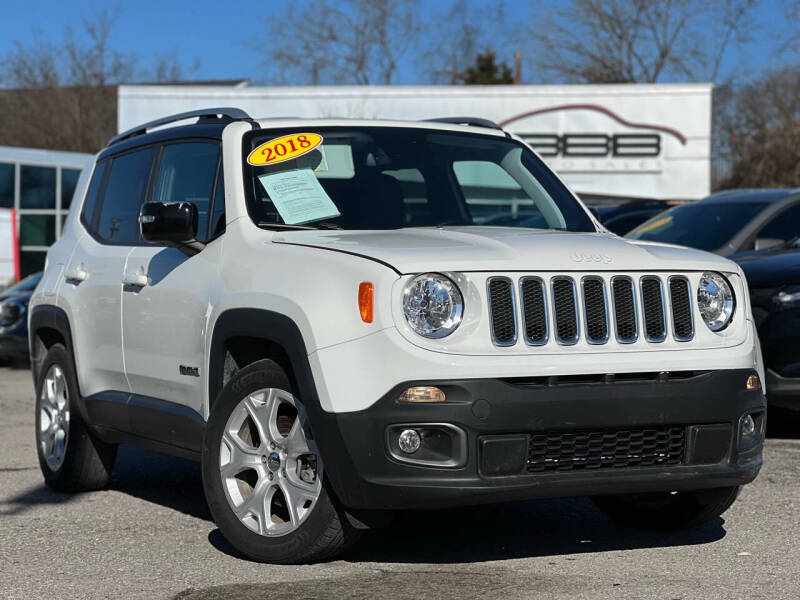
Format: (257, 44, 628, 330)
(316, 369, 765, 510)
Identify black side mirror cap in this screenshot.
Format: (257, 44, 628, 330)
(140, 202, 204, 255)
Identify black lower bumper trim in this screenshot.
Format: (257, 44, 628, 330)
(315, 369, 765, 510)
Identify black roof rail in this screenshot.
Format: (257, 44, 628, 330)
(108, 107, 254, 146)
(424, 116, 503, 131)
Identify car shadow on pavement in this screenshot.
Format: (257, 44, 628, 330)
(0, 478, 79, 517)
(5, 443, 728, 563)
(206, 499, 726, 564)
(109, 444, 212, 522)
(206, 496, 727, 564)
(342, 499, 726, 564)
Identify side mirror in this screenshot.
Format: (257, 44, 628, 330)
(754, 237, 783, 251)
(140, 202, 204, 254)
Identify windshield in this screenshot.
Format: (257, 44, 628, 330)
(627, 201, 768, 250)
(1, 272, 42, 295)
(242, 127, 595, 232)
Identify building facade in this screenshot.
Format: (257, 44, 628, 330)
(0, 146, 92, 281)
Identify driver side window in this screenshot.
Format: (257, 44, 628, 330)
(153, 142, 220, 242)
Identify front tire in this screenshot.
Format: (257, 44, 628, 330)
(35, 343, 117, 491)
(591, 486, 741, 530)
(202, 359, 360, 563)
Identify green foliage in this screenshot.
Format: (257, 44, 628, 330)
(456, 51, 514, 85)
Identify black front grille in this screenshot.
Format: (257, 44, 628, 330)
(520, 278, 548, 344)
(488, 278, 516, 345)
(641, 277, 666, 341)
(582, 278, 608, 343)
(527, 426, 686, 473)
(552, 278, 578, 343)
(612, 277, 637, 342)
(487, 273, 697, 347)
(669, 277, 693, 340)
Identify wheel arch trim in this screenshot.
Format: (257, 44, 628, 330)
(206, 308, 359, 504)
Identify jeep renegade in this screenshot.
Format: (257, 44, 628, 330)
(29, 108, 766, 563)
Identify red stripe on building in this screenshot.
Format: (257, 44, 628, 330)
(10, 208, 20, 282)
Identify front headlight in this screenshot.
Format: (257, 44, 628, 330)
(402, 273, 463, 338)
(697, 271, 735, 332)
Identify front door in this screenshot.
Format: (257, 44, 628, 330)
(121, 141, 222, 417)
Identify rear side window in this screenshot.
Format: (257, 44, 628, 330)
(153, 142, 220, 242)
(81, 160, 109, 227)
(97, 148, 154, 243)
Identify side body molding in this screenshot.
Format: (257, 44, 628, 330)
(29, 304, 205, 460)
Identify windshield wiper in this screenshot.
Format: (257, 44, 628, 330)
(256, 222, 316, 231)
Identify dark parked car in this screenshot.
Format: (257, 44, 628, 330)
(593, 200, 670, 236)
(0, 272, 42, 361)
(627, 189, 800, 256)
(733, 239, 800, 410)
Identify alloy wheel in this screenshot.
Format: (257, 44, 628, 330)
(38, 364, 71, 471)
(219, 388, 322, 537)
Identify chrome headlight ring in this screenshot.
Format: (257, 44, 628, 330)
(402, 273, 464, 339)
(697, 271, 735, 332)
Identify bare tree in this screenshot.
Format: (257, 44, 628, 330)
(264, 0, 424, 85)
(419, 0, 509, 84)
(716, 66, 800, 189)
(526, 0, 756, 84)
(0, 6, 198, 152)
(779, 0, 800, 57)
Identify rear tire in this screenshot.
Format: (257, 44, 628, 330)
(35, 343, 117, 491)
(591, 486, 741, 530)
(202, 359, 360, 563)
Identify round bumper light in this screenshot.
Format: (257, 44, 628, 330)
(741, 414, 756, 437)
(398, 429, 422, 454)
(399, 386, 446, 403)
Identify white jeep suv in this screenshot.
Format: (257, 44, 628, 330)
(29, 108, 765, 563)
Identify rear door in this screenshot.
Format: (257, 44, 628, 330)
(62, 147, 155, 398)
(121, 141, 223, 418)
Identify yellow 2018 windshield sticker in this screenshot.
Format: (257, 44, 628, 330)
(247, 133, 323, 166)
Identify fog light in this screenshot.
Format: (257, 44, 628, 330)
(746, 374, 761, 390)
(398, 386, 446, 403)
(398, 429, 421, 454)
(741, 414, 756, 437)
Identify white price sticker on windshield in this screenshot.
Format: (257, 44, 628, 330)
(257, 169, 340, 225)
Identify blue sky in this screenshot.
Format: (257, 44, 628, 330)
(0, 0, 794, 85)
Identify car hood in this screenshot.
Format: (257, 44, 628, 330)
(734, 248, 800, 287)
(273, 227, 737, 274)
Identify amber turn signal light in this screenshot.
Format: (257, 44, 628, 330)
(358, 282, 374, 323)
(746, 374, 760, 390)
(399, 386, 446, 403)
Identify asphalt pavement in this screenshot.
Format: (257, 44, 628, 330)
(1, 364, 799, 599)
